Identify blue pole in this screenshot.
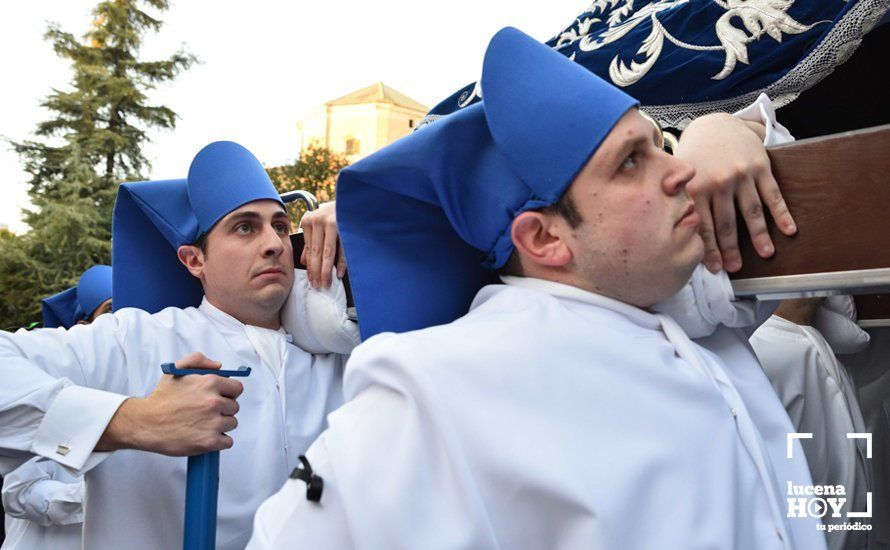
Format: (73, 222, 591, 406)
(184, 452, 220, 550)
(160, 363, 251, 550)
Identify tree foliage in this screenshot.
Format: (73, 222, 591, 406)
(267, 141, 350, 226)
(0, 0, 194, 329)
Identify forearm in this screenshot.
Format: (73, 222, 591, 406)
(95, 397, 156, 452)
(3, 323, 246, 462)
(774, 298, 824, 326)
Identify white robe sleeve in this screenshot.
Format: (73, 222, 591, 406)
(2, 457, 83, 527)
(652, 264, 775, 338)
(249, 335, 500, 550)
(812, 295, 871, 355)
(0, 313, 133, 471)
(246, 430, 354, 549)
(750, 316, 871, 550)
(281, 269, 360, 355)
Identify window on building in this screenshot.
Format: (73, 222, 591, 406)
(409, 119, 415, 128)
(345, 138, 361, 155)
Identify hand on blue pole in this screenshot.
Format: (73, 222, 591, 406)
(161, 358, 251, 550)
(97, 353, 245, 456)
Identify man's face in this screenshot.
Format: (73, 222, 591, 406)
(558, 109, 703, 307)
(183, 200, 294, 326)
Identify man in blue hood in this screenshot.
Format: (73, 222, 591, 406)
(249, 27, 824, 550)
(40, 265, 113, 328)
(0, 141, 355, 549)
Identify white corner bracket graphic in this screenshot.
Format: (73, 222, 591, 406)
(846, 432, 874, 519)
(786, 432, 813, 459)
(847, 432, 873, 459)
(848, 492, 873, 518)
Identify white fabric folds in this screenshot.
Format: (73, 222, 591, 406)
(282, 269, 360, 355)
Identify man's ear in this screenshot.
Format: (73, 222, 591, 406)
(510, 211, 573, 269)
(177, 245, 206, 279)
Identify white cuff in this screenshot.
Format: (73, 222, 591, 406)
(31, 386, 126, 472)
(813, 295, 871, 355)
(45, 481, 84, 525)
(23, 479, 83, 526)
(732, 93, 795, 146)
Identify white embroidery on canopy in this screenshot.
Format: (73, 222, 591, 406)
(643, 0, 889, 128)
(560, 0, 825, 86)
(416, 0, 888, 130)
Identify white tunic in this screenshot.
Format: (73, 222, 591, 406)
(249, 277, 825, 550)
(2, 457, 83, 550)
(752, 316, 872, 550)
(842, 327, 890, 549)
(0, 297, 345, 550)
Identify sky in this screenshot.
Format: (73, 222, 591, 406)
(0, 0, 589, 233)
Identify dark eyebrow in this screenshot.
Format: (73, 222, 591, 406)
(606, 133, 650, 172)
(224, 206, 290, 226)
(226, 211, 262, 224)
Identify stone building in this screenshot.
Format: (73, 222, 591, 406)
(297, 82, 428, 162)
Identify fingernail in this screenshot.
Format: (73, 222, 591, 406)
(760, 243, 774, 255)
(707, 260, 722, 272)
(726, 259, 741, 271)
(787, 221, 797, 233)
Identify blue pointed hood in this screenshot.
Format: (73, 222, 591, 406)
(336, 27, 638, 339)
(111, 142, 283, 313)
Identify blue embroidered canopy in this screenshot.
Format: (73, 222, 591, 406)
(424, 0, 889, 128)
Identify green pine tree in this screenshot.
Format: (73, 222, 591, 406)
(0, 142, 108, 327)
(0, 0, 195, 328)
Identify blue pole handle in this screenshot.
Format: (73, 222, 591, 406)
(161, 363, 252, 377)
(160, 362, 251, 550)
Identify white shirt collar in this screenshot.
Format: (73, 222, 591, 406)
(498, 275, 661, 330)
(198, 297, 244, 331)
(199, 297, 293, 379)
(198, 297, 290, 341)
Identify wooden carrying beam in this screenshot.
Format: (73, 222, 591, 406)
(855, 294, 890, 326)
(287, 128, 890, 319)
(729, 125, 890, 316)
